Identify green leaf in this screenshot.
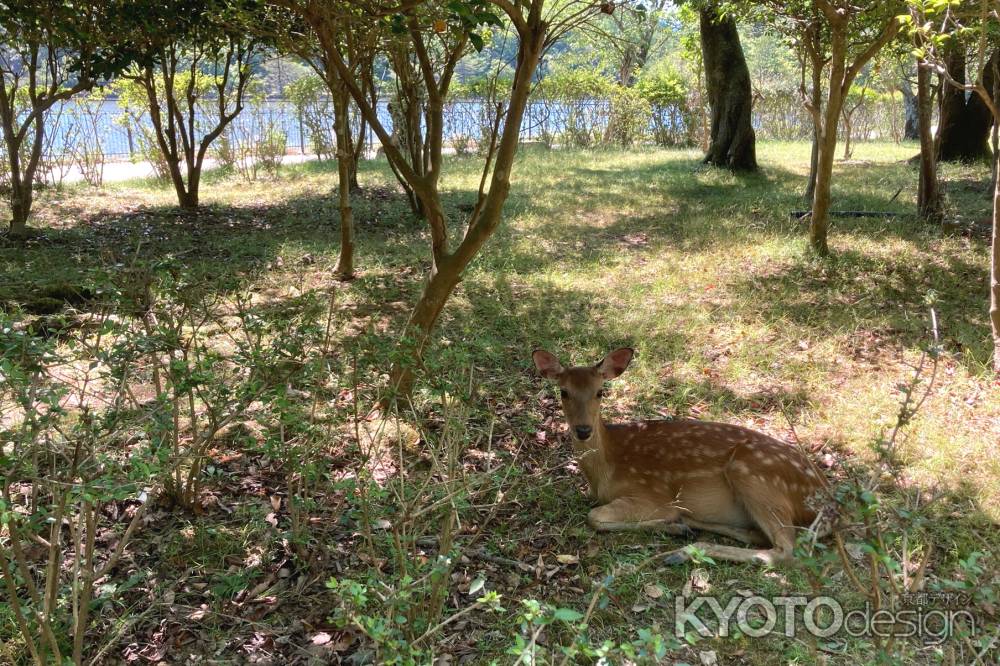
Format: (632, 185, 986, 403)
(469, 32, 485, 52)
(552, 607, 584, 622)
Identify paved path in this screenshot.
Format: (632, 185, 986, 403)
(55, 153, 322, 186)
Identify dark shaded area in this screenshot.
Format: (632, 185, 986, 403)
(938, 49, 997, 163)
(729, 247, 991, 372)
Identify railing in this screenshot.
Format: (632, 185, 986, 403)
(7, 93, 910, 162)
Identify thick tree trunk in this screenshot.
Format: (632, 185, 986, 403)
(333, 87, 355, 281)
(916, 61, 941, 221)
(938, 49, 996, 162)
(185, 168, 201, 210)
(699, 5, 757, 171)
(175, 177, 198, 209)
(8, 182, 31, 237)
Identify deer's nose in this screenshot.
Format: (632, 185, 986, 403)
(575, 426, 593, 440)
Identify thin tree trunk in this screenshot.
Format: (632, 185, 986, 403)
(900, 81, 919, 140)
(699, 5, 757, 171)
(807, 3, 897, 255)
(841, 108, 853, 159)
(916, 60, 941, 221)
(333, 85, 355, 280)
(5, 115, 42, 237)
(991, 167, 1000, 373)
(810, 31, 848, 256)
(386, 33, 546, 400)
(805, 63, 822, 201)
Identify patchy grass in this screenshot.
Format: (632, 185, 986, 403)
(1, 141, 998, 664)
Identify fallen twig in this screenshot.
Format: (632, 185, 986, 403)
(790, 210, 902, 221)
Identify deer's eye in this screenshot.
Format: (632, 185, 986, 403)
(559, 389, 569, 399)
(596, 389, 605, 399)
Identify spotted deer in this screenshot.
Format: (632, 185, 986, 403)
(532, 347, 827, 565)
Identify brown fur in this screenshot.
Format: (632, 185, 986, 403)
(533, 348, 827, 565)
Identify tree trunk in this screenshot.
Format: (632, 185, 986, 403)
(810, 31, 849, 256)
(841, 108, 853, 159)
(805, 62, 823, 201)
(387, 257, 462, 398)
(991, 165, 1000, 373)
(4, 115, 42, 237)
(699, 5, 757, 171)
(8, 181, 31, 237)
(176, 181, 198, 210)
(916, 60, 941, 221)
(385, 32, 546, 400)
(184, 167, 201, 210)
(938, 48, 996, 162)
(900, 82, 919, 140)
(333, 85, 355, 281)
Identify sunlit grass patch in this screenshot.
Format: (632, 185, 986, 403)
(2, 141, 996, 663)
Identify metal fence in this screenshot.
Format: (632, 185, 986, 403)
(45, 97, 625, 159)
(24, 93, 909, 161)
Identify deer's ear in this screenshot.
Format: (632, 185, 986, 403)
(597, 347, 634, 379)
(532, 350, 564, 379)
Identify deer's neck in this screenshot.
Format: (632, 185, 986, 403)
(574, 420, 613, 501)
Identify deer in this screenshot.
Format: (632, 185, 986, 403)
(532, 347, 827, 565)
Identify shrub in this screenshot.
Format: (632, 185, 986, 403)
(638, 70, 693, 147)
(111, 78, 177, 180)
(604, 86, 651, 148)
(69, 91, 108, 187)
(537, 70, 614, 148)
(286, 74, 335, 160)
(258, 126, 287, 177)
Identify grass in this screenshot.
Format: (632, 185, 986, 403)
(1, 140, 998, 664)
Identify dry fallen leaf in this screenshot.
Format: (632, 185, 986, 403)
(644, 583, 663, 599)
(269, 495, 281, 512)
(556, 554, 579, 565)
(683, 568, 711, 597)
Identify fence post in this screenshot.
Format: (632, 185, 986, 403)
(298, 108, 306, 154)
(126, 125, 135, 159)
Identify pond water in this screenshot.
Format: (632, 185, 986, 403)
(40, 97, 668, 158)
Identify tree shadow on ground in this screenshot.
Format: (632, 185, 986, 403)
(3, 151, 993, 376)
(728, 246, 992, 372)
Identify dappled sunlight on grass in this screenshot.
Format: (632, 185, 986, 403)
(3, 140, 997, 663)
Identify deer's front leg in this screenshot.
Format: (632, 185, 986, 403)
(588, 498, 689, 534)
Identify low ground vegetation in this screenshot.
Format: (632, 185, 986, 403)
(1, 142, 998, 664)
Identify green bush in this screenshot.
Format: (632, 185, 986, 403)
(637, 71, 693, 147)
(538, 69, 614, 101)
(605, 86, 651, 148)
(285, 74, 335, 160)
